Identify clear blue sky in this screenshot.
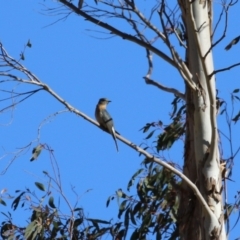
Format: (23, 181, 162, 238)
(1, 1, 240, 239)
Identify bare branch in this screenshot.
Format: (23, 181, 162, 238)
(160, 3, 187, 48)
(205, 0, 232, 58)
(144, 77, 185, 100)
(211, 2, 226, 41)
(125, 0, 166, 41)
(126, 12, 155, 80)
(37, 109, 69, 142)
(0, 86, 43, 113)
(0, 44, 39, 82)
(58, 0, 176, 67)
(0, 143, 31, 175)
(145, 49, 153, 79)
(158, 3, 196, 90)
(209, 62, 240, 78)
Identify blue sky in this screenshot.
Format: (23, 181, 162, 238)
(1, 0, 240, 239)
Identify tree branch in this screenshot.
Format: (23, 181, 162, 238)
(144, 77, 185, 100)
(158, 2, 196, 91)
(0, 41, 218, 225)
(205, 0, 234, 58)
(124, 0, 166, 41)
(117, 131, 219, 227)
(58, 0, 177, 68)
(209, 62, 240, 78)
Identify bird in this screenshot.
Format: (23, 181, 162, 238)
(30, 144, 43, 161)
(95, 98, 119, 151)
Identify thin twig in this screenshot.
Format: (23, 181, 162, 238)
(209, 62, 240, 78)
(144, 77, 185, 100)
(124, 0, 166, 41)
(57, 0, 176, 67)
(158, 2, 196, 90)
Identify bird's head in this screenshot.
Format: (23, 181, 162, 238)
(98, 98, 111, 105)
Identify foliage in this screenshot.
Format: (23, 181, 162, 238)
(140, 96, 185, 151)
(107, 163, 180, 239)
(0, 158, 180, 240)
(1, 0, 240, 239)
(1, 177, 113, 240)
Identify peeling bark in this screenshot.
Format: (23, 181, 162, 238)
(178, 0, 225, 239)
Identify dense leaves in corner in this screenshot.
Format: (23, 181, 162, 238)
(107, 162, 180, 239)
(1, 187, 114, 239)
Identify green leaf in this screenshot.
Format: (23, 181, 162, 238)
(116, 189, 127, 198)
(127, 169, 144, 191)
(20, 52, 25, 60)
(130, 229, 139, 240)
(1, 211, 10, 218)
(112, 222, 122, 236)
(116, 189, 122, 197)
(145, 130, 155, 140)
(171, 96, 180, 118)
(130, 209, 137, 225)
(116, 229, 125, 239)
(234, 95, 240, 101)
(225, 35, 240, 50)
(12, 192, 25, 210)
(73, 207, 83, 211)
(156, 230, 161, 239)
(233, 88, 240, 93)
(48, 196, 56, 208)
(90, 227, 110, 238)
(73, 218, 83, 228)
(132, 202, 141, 215)
(220, 109, 226, 115)
(24, 221, 37, 239)
(127, 179, 135, 191)
(0, 198, 6, 206)
(232, 111, 240, 123)
(27, 39, 32, 48)
(106, 196, 114, 207)
(124, 208, 130, 238)
(142, 212, 152, 228)
(176, 104, 186, 117)
(86, 218, 111, 224)
(118, 200, 128, 219)
(139, 123, 154, 133)
(35, 182, 45, 191)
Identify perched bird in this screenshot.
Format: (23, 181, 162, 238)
(95, 98, 119, 151)
(30, 144, 43, 161)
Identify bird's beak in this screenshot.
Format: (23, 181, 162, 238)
(107, 100, 111, 103)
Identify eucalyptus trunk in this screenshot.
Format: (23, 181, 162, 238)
(178, 1, 226, 239)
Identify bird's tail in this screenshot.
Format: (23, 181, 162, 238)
(111, 127, 119, 152)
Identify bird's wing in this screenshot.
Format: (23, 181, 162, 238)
(101, 110, 118, 151)
(100, 109, 114, 130)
